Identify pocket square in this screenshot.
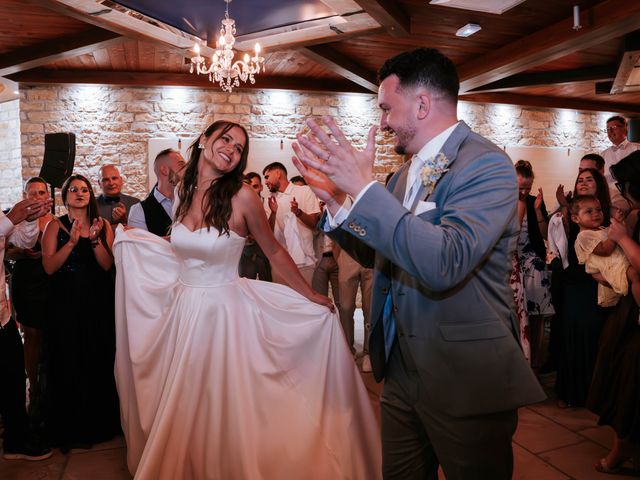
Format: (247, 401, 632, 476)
(415, 201, 437, 215)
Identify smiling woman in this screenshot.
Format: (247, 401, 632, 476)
(113, 120, 382, 479)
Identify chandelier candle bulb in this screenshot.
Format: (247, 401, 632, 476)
(189, 0, 265, 91)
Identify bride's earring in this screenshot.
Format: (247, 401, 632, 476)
(198, 143, 205, 149)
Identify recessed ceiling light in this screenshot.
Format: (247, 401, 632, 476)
(456, 23, 482, 37)
(430, 0, 451, 4)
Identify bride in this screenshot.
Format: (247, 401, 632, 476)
(114, 120, 381, 479)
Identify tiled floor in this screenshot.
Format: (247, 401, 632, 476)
(2, 313, 638, 479)
(2, 373, 637, 479)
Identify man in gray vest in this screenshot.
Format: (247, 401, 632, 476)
(128, 149, 185, 236)
(96, 164, 139, 226)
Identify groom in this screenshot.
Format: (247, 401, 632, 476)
(293, 48, 545, 479)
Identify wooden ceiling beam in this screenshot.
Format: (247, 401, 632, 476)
(0, 28, 124, 77)
(234, 12, 381, 52)
(350, 0, 410, 37)
(467, 66, 618, 94)
(31, 0, 198, 50)
(458, 0, 640, 93)
(7, 68, 370, 93)
(596, 81, 614, 95)
(460, 92, 640, 114)
(299, 45, 378, 92)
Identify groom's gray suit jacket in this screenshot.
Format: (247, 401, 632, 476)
(329, 121, 545, 417)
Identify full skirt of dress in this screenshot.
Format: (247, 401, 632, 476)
(114, 227, 381, 480)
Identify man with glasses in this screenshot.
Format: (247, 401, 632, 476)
(602, 116, 640, 182)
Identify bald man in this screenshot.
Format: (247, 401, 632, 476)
(97, 164, 139, 226)
(128, 149, 185, 235)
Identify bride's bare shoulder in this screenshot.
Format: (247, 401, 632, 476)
(235, 183, 261, 206)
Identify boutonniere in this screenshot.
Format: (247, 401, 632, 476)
(420, 153, 450, 195)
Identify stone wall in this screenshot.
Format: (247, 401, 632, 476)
(12, 84, 615, 203)
(18, 86, 394, 199)
(0, 99, 24, 209)
(458, 102, 611, 151)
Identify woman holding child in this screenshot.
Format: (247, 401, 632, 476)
(555, 168, 611, 408)
(587, 152, 640, 473)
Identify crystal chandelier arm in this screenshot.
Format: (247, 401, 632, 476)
(189, 0, 265, 91)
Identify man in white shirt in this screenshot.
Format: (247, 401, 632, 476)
(0, 196, 53, 461)
(602, 116, 640, 182)
(128, 149, 185, 236)
(263, 162, 320, 285)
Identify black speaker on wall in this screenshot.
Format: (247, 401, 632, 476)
(39, 132, 76, 188)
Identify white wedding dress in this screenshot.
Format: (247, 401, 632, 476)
(113, 224, 381, 480)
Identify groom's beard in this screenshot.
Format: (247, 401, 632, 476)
(391, 123, 416, 155)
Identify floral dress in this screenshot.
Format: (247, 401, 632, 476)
(517, 216, 555, 316)
(510, 252, 530, 362)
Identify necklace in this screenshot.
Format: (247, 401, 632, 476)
(194, 177, 219, 190)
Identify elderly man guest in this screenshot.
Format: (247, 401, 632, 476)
(602, 116, 640, 183)
(97, 164, 139, 226)
(293, 48, 545, 479)
(128, 149, 185, 236)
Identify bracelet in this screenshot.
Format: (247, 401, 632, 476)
(90, 239, 99, 247)
(295, 209, 303, 218)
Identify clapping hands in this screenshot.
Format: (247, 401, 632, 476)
(534, 188, 544, 211)
(68, 218, 82, 246)
(88, 217, 105, 242)
(556, 184, 571, 209)
(293, 116, 377, 209)
(112, 202, 127, 224)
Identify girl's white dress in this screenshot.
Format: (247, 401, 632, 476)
(575, 227, 630, 307)
(113, 224, 381, 479)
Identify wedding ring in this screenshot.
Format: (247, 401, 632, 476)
(27, 207, 31, 211)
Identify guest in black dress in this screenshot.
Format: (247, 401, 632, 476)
(588, 153, 640, 473)
(555, 168, 611, 407)
(41, 174, 120, 451)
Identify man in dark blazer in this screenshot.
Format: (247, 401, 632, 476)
(293, 48, 545, 479)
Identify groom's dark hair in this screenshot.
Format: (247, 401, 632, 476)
(378, 48, 459, 104)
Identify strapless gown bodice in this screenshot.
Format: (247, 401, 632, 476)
(172, 223, 246, 286)
(113, 225, 382, 480)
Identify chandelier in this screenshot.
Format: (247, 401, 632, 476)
(189, 0, 265, 92)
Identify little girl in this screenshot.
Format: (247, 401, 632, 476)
(571, 195, 640, 307)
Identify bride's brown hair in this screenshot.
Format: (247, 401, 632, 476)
(175, 120, 250, 235)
